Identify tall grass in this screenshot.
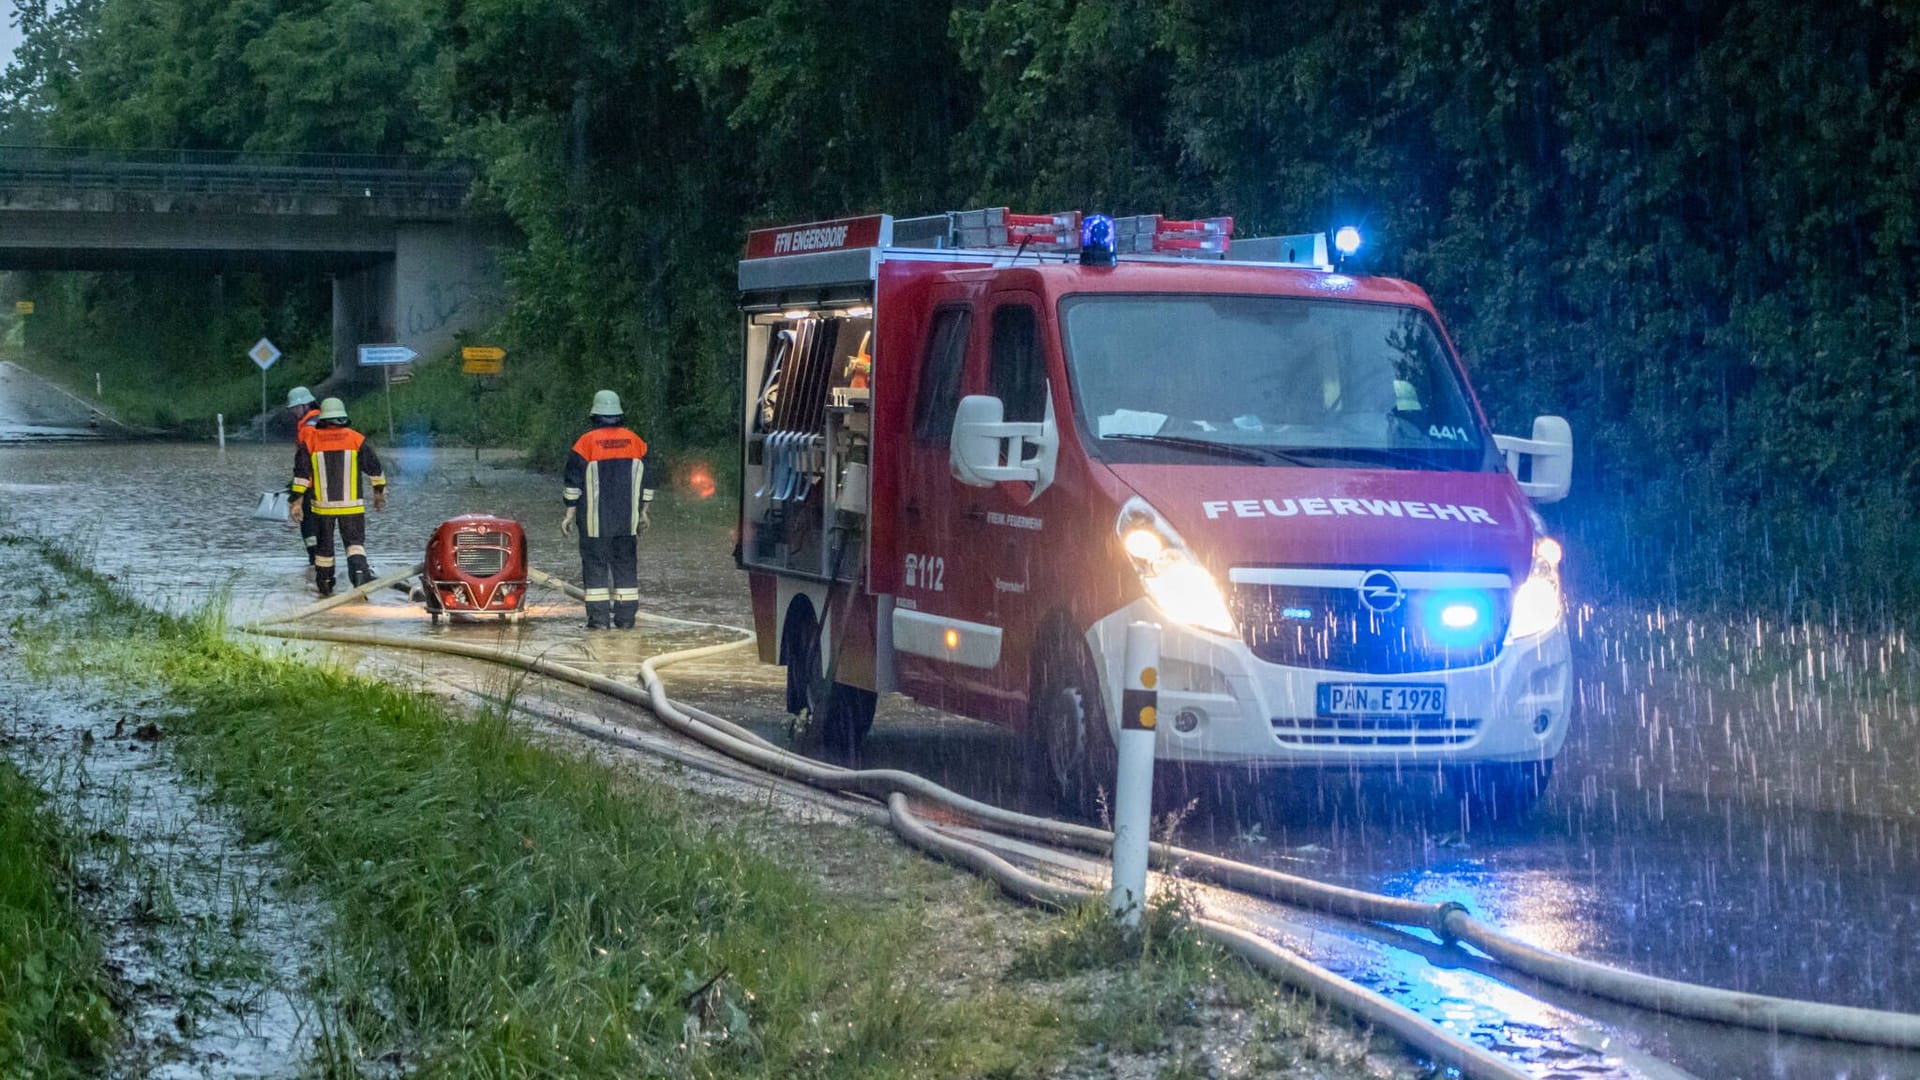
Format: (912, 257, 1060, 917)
(0, 761, 116, 1078)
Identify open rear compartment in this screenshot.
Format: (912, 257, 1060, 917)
(739, 292, 875, 585)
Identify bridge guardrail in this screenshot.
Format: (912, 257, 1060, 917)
(0, 145, 472, 203)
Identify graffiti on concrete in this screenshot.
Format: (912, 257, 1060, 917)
(405, 279, 504, 337)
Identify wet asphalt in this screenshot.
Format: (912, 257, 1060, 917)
(3, 379, 1918, 1078)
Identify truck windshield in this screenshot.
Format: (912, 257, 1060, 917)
(1060, 294, 1494, 471)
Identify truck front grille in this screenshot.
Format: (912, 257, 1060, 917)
(1233, 582, 1509, 674)
(452, 531, 509, 577)
(1271, 715, 1481, 748)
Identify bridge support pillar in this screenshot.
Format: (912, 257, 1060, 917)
(393, 225, 504, 365)
(327, 226, 502, 387)
(331, 262, 394, 385)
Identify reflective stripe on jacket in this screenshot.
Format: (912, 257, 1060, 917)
(563, 425, 651, 538)
(291, 425, 385, 515)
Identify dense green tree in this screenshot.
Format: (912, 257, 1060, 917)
(5, 0, 1919, 610)
(37, 0, 441, 151)
(0, 0, 100, 139)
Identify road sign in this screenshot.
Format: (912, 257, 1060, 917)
(357, 344, 418, 366)
(462, 344, 505, 376)
(248, 338, 281, 371)
(13, 301, 33, 316)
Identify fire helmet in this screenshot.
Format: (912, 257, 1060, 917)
(317, 397, 349, 422)
(590, 389, 623, 417)
(287, 386, 316, 408)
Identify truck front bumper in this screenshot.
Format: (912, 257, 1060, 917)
(1086, 599, 1572, 767)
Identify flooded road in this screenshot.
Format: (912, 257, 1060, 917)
(0, 360, 117, 441)
(5, 437, 1919, 1078)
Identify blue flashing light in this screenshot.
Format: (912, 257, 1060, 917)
(1080, 213, 1116, 267)
(1280, 606, 1314, 621)
(1333, 225, 1363, 257)
(1419, 590, 1498, 649)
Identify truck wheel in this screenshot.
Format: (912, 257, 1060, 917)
(1031, 637, 1117, 819)
(804, 679, 877, 760)
(781, 603, 875, 758)
(1446, 760, 1553, 823)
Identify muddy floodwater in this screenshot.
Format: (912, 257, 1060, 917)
(5, 436, 1920, 1078)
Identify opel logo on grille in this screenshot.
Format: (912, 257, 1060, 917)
(1357, 570, 1406, 614)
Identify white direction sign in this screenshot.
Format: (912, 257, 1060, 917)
(357, 344, 418, 367)
(248, 338, 281, 371)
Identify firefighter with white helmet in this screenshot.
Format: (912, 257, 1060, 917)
(288, 397, 388, 597)
(285, 386, 322, 569)
(561, 389, 655, 629)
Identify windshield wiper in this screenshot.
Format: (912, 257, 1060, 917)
(1273, 445, 1473, 471)
(1104, 433, 1314, 466)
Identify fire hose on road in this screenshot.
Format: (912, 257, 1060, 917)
(236, 565, 1920, 1074)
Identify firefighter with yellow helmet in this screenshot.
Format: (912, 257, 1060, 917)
(561, 390, 655, 629)
(288, 397, 388, 597)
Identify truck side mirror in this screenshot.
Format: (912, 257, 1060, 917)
(950, 394, 1059, 499)
(1493, 415, 1574, 503)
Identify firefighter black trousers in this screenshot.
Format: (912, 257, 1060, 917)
(578, 533, 638, 628)
(298, 491, 318, 564)
(312, 512, 372, 596)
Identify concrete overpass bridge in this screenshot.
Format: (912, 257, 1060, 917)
(0, 144, 506, 383)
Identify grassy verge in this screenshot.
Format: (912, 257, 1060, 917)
(9, 531, 1407, 1078)
(1011, 897, 1388, 1078)
(0, 760, 116, 1078)
(14, 547, 1055, 1076)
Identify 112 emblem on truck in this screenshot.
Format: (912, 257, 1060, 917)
(734, 207, 1575, 819)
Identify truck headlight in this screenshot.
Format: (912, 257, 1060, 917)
(1116, 497, 1237, 637)
(1505, 536, 1564, 643)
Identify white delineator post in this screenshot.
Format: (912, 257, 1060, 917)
(1109, 620, 1162, 929)
(216, 413, 226, 450)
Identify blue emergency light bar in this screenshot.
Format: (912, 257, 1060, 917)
(1080, 214, 1116, 267)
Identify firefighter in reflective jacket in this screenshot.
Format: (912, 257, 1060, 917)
(287, 398, 387, 597)
(286, 386, 322, 569)
(560, 390, 655, 630)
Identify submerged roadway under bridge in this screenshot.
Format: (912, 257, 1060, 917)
(0, 144, 506, 385)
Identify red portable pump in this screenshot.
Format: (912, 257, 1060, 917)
(422, 514, 529, 622)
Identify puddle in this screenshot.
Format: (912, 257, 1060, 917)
(2, 682, 340, 1076)
(0, 555, 345, 1077)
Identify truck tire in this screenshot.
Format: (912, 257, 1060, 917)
(1030, 636, 1118, 820)
(781, 602, 875, 759)
(1445, 759, 1553, 823)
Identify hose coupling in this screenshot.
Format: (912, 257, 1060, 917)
(1432, 901, 1471, 946)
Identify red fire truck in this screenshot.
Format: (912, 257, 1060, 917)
(736, 209, 1574, 816)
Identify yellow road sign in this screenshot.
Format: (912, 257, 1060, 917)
(461, 345, 506, 362)
(462, 356, 503, 376)
(14, 301, 33, 315)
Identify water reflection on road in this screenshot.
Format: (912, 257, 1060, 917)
(0, 360, 112, 441)
(5, 439, 1919, 1078)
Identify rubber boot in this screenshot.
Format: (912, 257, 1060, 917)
(348, 557, 374, 588)
(585, 601, 612, 630)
